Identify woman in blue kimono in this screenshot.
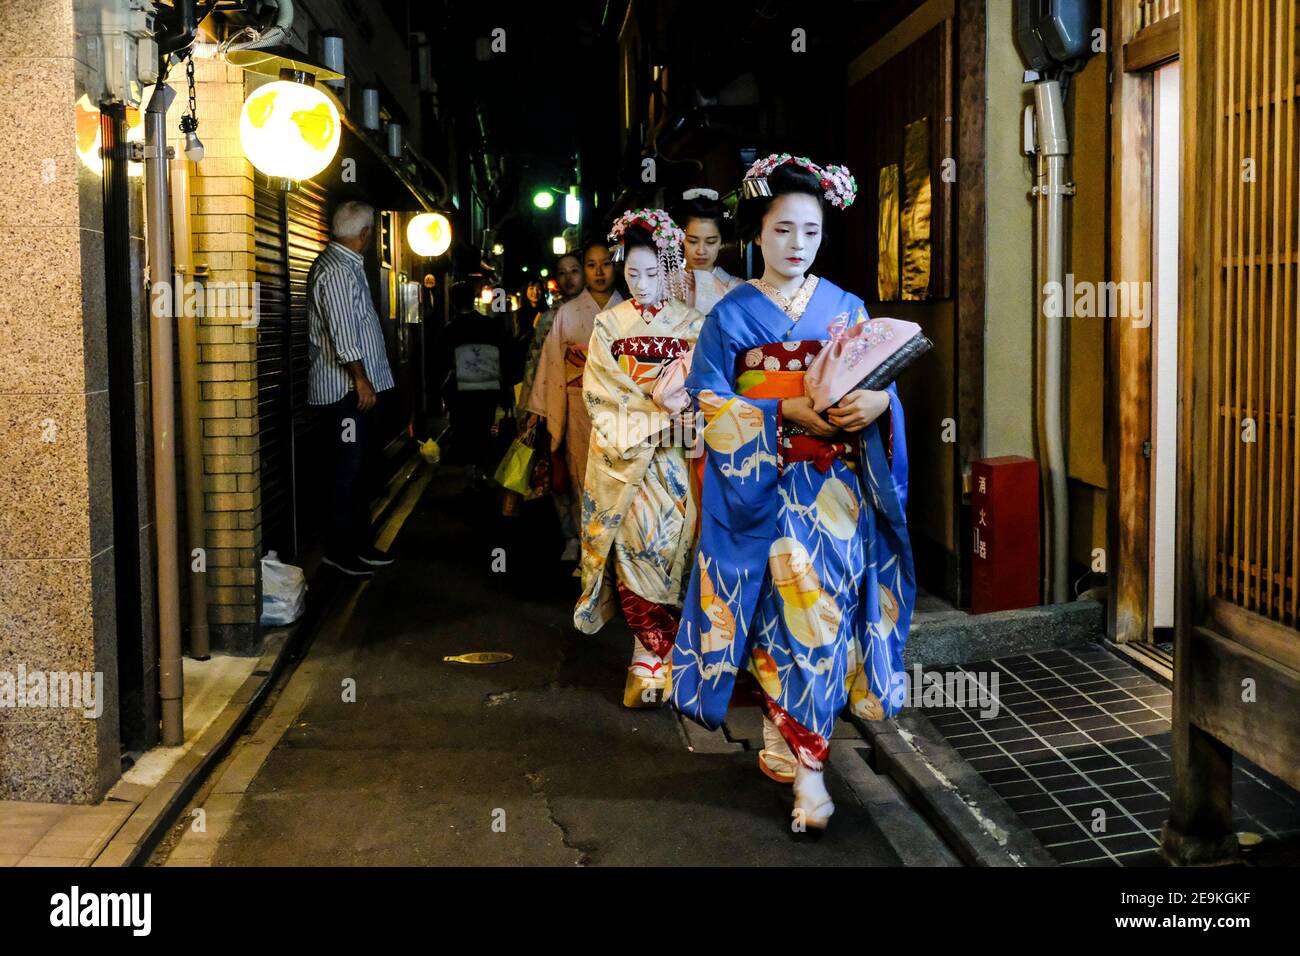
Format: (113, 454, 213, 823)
(669, 155, 916, 830)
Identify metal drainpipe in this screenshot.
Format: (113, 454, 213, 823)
(145, 83, 184, 745)
(169, 155, 210, 660)
(1034, 79, 1071, 605)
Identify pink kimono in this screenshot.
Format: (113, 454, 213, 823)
(526, 288, 624, 529)
(687, 265, 743, 316)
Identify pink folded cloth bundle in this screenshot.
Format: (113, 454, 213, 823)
(651, 351, 693, 413)
(804, 312, 932, 413)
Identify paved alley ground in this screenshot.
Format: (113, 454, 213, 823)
(167, 466, 939, 866)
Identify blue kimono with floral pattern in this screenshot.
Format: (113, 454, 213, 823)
(669, 278, 916, 743)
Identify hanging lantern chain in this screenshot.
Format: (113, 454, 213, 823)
(180, 53, 199, 136)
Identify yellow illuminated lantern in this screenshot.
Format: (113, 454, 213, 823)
(239, 80, 340, 181)
(406, 212, 452, 257)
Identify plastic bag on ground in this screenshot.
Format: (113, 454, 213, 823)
(260, 551, 307, 626)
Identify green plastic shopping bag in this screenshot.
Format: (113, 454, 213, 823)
(493, 437, 535, 495)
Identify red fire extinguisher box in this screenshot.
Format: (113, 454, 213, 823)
(971, 456, 1042, 614)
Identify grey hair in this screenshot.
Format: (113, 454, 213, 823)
(332, 200, 374, 240)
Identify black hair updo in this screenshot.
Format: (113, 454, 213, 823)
(737, 162, 825, 243)
(619, 221, 657, 255)
(673, 192, 729, 236)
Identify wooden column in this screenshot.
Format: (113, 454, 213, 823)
(954, 0, 987, 609)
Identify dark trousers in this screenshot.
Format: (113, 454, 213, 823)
(447, 390, 500, 470)
(320, 391, 381, 559)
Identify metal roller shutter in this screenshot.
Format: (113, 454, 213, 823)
(254, 181, 293, 558)
(254, 179, 330, 560)
(285, 182, 330, 553)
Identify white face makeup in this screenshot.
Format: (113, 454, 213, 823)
(756, 193, 823, 283)
(684, 218, 722, 271)
(556, 255, 584, 298)
(622, 245, 663, 306)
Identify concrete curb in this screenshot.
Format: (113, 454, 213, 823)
(94, 454, 429, 867)
(906, 598, 1105, 669)
(685, 708, 964, 865)
(829, 735, 962, 866)
(93, 632, 296, 867)
(850, 710, 1058, 867)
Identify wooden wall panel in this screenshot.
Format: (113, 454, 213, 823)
(1205, 0, 1300, 633)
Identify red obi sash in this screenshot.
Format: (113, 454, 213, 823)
(612, 336, 693, 360)
(733, 341, 856, 472)
(615, 337, 694, 390)
(735, 339, 825, 375)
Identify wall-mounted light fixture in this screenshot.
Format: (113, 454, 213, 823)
(240, 78, 340, 183)
(407, 211, 453, 257)
(178, 53, 204, 162)
(228, 47, 343, 188)
(320, 34, 345, 92)
(361, 88, 381, 130)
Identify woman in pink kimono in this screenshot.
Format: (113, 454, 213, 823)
(526, 242, 623, 560)
(574, 210, 705, 708)
(676, 188, 743, 316)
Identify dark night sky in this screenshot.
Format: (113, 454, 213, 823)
(411, 1, 926, 280)
(415, 2, 618, 276)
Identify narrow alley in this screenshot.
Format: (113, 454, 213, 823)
(151, 467, 951, 866)
(3, 1, 1298, 933)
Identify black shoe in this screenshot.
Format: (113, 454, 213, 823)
(322, 553, 376, 577)
(357, 545, 395, 567)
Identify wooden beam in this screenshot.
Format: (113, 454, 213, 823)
(1166, 0, 1235, 869)
(1186, 625, 1300, 793)
(1124, 12, 1182, 72)
(846, 0, 956, 86)
(1210, 597, 1300, 683)
(1107, 0, 1154, 646)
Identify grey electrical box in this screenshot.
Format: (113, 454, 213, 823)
(1015, 0, 1101, 71)
(78, 0, 159, 107)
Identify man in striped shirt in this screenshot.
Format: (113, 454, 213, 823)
(307, 200, 396, 576)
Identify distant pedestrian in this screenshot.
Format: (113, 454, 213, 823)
(306, 200, 397, 576)
(519, 253, 585, 546)
(435, 280, 515, 486)
(526, 240, 624, 558)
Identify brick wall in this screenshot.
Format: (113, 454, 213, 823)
(169, 59, 263, 652)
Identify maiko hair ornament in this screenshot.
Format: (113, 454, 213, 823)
(681, 187, 719, 201)
(608, 207, 689, 302)
(740, 153, 858, 210)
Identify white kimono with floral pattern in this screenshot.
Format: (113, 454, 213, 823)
(574, 298, 705, 633)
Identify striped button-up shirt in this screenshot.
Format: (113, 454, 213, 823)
(307, 241, 395, 405)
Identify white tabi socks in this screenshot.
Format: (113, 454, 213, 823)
(624, 636, 667, 708)
(793, 764, 835, 830)
(759, 715, 797, 783)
